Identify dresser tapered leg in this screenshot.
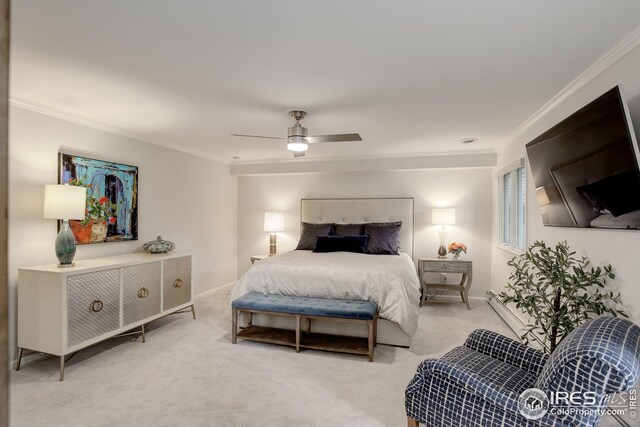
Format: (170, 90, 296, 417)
(190, 304, 196, 319)
(15, 348, 24, 371)
(140, 323, 146, 343)
(59, 356, 65, 382)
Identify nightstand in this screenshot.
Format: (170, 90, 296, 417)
(251, 255, 269, 264)
(417, 257, 473, 309)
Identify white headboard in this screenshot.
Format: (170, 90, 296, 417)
(300, 197, 414, 258)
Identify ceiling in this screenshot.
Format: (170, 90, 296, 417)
(10, 1, 640, 164)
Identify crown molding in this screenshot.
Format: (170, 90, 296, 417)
(9, 98, 224, 163)
(506, 24, 640, 144)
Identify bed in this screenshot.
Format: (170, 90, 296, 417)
(230, 197, 420, 347)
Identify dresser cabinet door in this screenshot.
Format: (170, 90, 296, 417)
(67, 269, 120, 347)
(163, 256, 191, 311)
(122, 262, 162, 325)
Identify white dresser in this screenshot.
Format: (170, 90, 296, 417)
(17, 252, 195, 380)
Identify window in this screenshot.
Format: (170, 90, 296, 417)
(498, 159, 526, 251)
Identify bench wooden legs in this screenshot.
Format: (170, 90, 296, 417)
(373, 315, 378, 347)
(367, 319, 374, 362)
(295, 315, 301, 353)
(232, 308, 237, 344)
(231, 308, 377, 362)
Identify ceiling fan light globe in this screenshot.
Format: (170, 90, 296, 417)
(287, 136, 309, 152)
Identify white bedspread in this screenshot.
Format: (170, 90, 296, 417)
(229, 250, 421, 336)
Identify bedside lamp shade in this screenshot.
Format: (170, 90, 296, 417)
(431, 208, 456, 226)
(44, 184, 87, 268)
(263, 212, 284, 232)
(432, 208, 456, 259)
(263, 212, 284, 256)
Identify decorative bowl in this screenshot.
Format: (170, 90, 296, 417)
(143, 236, 175, 254)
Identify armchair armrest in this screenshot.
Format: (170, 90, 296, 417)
(464, 329, 548, 376)
(407, 357, 520, 414)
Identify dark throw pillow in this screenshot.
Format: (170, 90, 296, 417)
(334, 223, 364, 236)
(363, 221, 402, 255)
(313, 235, 369, 254)
(295, 222, 334, 250)
(577, 170, 640, 217)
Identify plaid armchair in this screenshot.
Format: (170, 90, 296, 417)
(405, 317, 640, 427)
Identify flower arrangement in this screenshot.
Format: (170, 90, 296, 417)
(68, 178, 118, 225)
(448, 242, 467, 256)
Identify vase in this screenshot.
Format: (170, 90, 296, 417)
(143, 236, 175, 254)
(69, 220, 93, 244)
(451, 252, 462, 261)
(91, 222, 108, 243)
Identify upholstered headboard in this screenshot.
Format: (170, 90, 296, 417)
(300, 197, 414, 258)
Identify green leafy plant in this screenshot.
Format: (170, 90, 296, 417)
(498, 240, 627, 354)
(67, 178, 118, 225)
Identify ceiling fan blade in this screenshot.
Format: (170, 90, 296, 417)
(293, 151, 306, 158)
(307, 133, 362, 144)
(230, 133, 285, 140)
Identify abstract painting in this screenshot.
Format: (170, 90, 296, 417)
(59, 153, 138, 244)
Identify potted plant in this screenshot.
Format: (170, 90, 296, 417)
(87, 196, 117, 242)
(498, 240, 627, 354)
(67, 178, 117, 243)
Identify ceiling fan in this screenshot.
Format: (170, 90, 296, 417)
(231, 110, 362, 158)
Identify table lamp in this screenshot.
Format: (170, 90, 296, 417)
(44, 184, 87, 267)
(432, 208, 456, 258)
(263, 212, 284, 256)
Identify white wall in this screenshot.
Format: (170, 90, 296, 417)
(491, 43, 640, 324)
(8, 106, 238, 355)
(237, 168, 492, 298)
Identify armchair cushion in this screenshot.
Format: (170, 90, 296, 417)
(464, 329, 549, 376)
(405, 346, 541, 426)
(411, 346, 537, 411)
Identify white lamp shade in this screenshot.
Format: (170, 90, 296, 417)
(263, 212, 284, 232)
(432, 208, 456, 225)
(43, 184, 87, 220)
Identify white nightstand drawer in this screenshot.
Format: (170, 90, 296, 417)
(421, 260, 470, 273)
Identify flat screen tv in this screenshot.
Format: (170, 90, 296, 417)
(526, 86, 640, 229)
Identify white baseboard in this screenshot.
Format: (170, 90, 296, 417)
(486, 290, 544, 348)
(195, 281, 237, 299)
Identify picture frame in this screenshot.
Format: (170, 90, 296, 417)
(58, 153, 139, 244)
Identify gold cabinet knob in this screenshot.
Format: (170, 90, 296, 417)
(174, 278, 183, 288)
(90, 300, 103, 313)
(137, 287, 149, 298)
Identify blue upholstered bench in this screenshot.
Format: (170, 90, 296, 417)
(231, 293, 378, 361)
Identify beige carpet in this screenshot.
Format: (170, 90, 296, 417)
(10, 287, 514, 427)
